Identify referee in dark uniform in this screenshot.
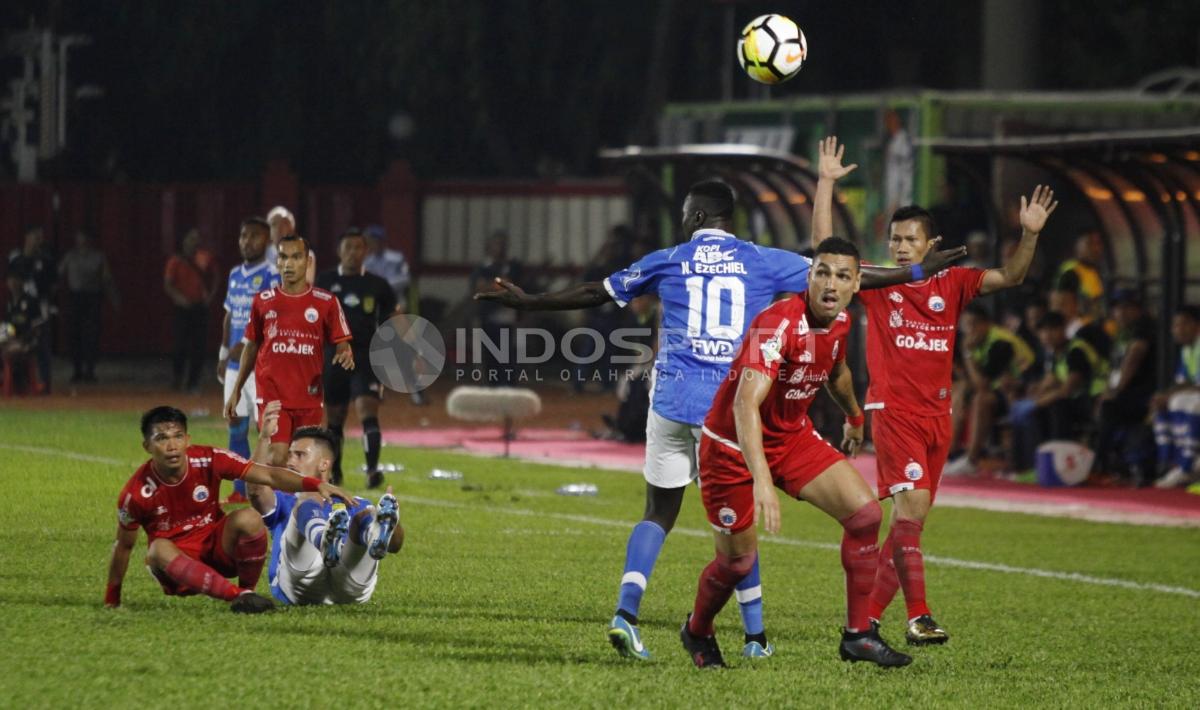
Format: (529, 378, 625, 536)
(316, 228, 398, 488)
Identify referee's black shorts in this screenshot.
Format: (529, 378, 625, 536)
(323, 347, 383, 405)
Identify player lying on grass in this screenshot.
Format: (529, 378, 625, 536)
(682, 236, 911, 668)
(105, 406, 354, 612)
(476, 180, 966, 661)
(812, 136, 1057, 645)
(247, 401, 404, 605)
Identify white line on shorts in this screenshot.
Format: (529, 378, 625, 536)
(399, 494, 1200, 599)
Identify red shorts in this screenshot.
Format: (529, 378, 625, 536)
(149, 517, 236, 596)
(699, 428, 845, 535)
(871, 406, 952, 501)
(257, 404, 324, 444)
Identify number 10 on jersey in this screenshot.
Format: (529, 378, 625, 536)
(685, 276, 746, 340)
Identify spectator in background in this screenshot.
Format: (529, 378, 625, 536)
(1049, 283, 1111, 358)
(1010, 311, 1108, 470)
(1093, 290, 1157, 484)
(363, 224, 411, 307)
(945, 305, 1036, 475)
(960, 231, 990, 270)
(163, 229, 219, 393)
(1151, 306, 1200, 488)
(58, 231, 120, 383)
(882, 109, 913, 227)
(2, 270, 45, 393)
(1056, 231, 1106, 320)
(8, 227, 56, 392)
(471, 231, 523, 385)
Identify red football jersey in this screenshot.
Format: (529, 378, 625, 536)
(858, 266, 985, 417)
(116, 446, 252, 543)
(244, 286, 352, 409)
(702, 294, 850, 458)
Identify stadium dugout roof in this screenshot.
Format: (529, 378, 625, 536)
(599, 143, 859, 251)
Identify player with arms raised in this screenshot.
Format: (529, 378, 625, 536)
(812, 136, 1057, 645)
(682, 237, 910, 668)
(476, 180, 964, 660)
(104, 406, 353, 612)
(224, 235, 354, 467)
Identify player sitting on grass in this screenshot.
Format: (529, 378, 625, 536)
(247, 401, 404, 605)
(104, 406, 354, 612)
(682, 237, 910, 668)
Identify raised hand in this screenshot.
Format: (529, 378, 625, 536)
(919, 241, 968, 276)
(473, 278, 531, 310)
(818, 135, 858, 181)
(1020, 185, 1059, 235)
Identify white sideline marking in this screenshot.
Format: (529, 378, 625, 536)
(399, 494, 1200, 600)
(5, 440, 1197, 599)
(0, 442, 131, 467)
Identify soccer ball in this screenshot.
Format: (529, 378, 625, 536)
(737, 14, 807, 85)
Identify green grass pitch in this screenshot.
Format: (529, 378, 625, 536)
(1, 408, 1198, 708)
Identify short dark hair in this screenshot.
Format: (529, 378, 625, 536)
(278, 233, 310, 253)
(291, 426, 337, 458)
(889, 205, 938, 240)
(687, 180, 736, 219)
(1037, 311, 1067, 330)
(141, 406, 188, 439)
(241, 216, 270, 233)
(813, 236, 861, 263)
(1177, 305, 1200, 322)
(963, 303, 992, 321)
(339, 226, 367, 242)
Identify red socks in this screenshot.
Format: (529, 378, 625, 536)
(869, 518, 930, 621)
(867, 532, 899, 621)
(164, 555, 243, 602)
(839, 502, 882, 632)
(234, 530, 268, 590)
(892, 518, 930, 620)
(688, 551, 757, 637)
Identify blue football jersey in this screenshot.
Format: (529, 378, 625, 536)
(223, 260, 280, 370)
(263, 490, 371, 604)
(603, 228, 811, 425)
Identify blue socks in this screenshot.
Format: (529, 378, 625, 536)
(615, 521, 666, 620)
(229, 417, 251, 497)
(616, 520, 766, 637)
(295, 499, 327, 548)
(735, 557, 765, 636)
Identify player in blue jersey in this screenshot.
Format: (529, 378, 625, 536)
(247, 401, 404, 604)
(475, 180, 964, 660)
(217, 217, 281, 503)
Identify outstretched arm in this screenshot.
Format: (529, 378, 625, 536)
(104, 525, 139, 607)
(812, 136, 858, 248)
(473, 278, 612, 311)
(812, 136, 965, 289)
(980, 185, 1058, 295)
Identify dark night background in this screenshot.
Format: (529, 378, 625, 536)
(3, 0, 1199, 182)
